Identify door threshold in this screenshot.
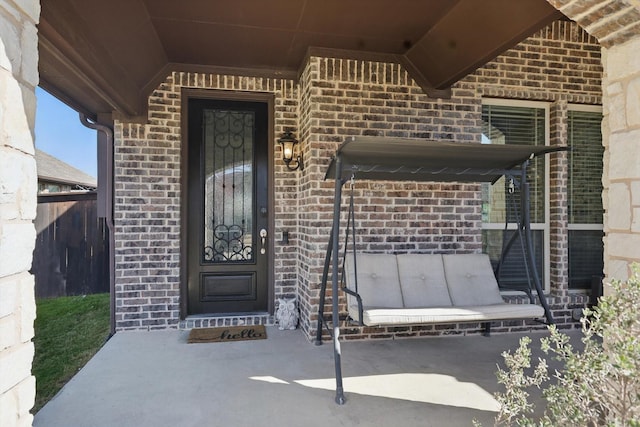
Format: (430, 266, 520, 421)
(179, 313, 273, 330)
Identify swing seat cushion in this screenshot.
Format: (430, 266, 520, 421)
(344, 253, 404, 309)
(344, 253, 545, 327)
(396, 254, 452, 308)
(442, 254, 505, 306)
(358, 304, 544, 327)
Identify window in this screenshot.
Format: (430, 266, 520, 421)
(568, 106, 603, 290)
(481, 100, 549, 291)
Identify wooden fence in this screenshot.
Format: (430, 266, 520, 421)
(32, 192, 109, 298)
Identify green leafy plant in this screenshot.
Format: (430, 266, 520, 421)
(491, 265, 640, 426)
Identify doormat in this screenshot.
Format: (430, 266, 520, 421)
(187, 325, 267, 344)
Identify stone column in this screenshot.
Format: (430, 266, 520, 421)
(0, 0, 40, 426)
(602, 36, 640, 283)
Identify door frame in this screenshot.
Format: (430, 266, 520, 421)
(180, 88, 275, 319)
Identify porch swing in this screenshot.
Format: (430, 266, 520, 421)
(315, 136, 566, 404)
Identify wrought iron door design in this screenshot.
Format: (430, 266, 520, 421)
(203, 109, 254, 263)
(187, 98, 269, 315)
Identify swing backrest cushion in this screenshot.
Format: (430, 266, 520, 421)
(344, 253, 404, 309)
(396, 254, 452, 308)
(442, 254, 504, 306)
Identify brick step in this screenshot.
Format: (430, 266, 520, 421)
(179, 314, 273, 330)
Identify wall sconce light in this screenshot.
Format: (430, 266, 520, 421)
(278, 131, 304, 171)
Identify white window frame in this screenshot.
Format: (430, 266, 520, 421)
(567, 104, 603, 293)
(481, 98, 551, 293)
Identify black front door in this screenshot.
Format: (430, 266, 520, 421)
(187, 98, 269, 315)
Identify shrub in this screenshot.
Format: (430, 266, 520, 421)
(490, 265, 640, 426)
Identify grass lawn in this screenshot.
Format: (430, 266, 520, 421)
(32, 293, 110, 413)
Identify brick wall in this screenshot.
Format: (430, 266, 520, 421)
(114, 20, 602, 338)
(549, 100, 569, 295)
(465, 21, 602, 102)
(304, 20, 601, 340)
(297, 57, 485, 336)
(547, 1, 640, 286)
(114, 73, 298, 330)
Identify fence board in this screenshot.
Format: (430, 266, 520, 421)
(33, 192, 109, 298)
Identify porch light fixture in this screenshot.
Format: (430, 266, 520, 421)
(278, 131, 304, 171)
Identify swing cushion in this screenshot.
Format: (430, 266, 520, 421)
(344, 253, 545, 327)
(396, 254, 452, 308)
(344, 253, 404, 309)
(358, 304, 544, 327)
(443, 254, 505, 306)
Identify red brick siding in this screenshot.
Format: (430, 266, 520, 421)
(308, 20, 598, 340)
(114, 20, 597, 337)
(114, 73, 298, 330)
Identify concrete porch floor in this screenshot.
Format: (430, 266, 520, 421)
(34, 327, 577, 427)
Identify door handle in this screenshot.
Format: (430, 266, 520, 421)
(259, 228, 267, 254)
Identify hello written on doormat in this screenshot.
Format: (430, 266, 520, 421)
(187, 325, 267, 343)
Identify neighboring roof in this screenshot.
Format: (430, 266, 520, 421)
(325, 137, 567, 183)
(35, 149, 97, 188)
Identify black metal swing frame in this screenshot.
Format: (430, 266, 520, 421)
(314, 136, 565, 405)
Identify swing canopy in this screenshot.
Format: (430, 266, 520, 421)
(325, 136, 565, 183)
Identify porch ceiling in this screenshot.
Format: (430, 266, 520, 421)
(38, 0, 563, 122)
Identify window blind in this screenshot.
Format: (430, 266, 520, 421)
(482, 104, 546, 224)
(568, 109, 603, 289)
(568, 110, 603, 224)
(481, 103, 547, 289)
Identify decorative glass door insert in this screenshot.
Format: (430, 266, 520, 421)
(203, 109, 254, 263)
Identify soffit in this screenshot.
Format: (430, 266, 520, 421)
(37, 0, 563, 121)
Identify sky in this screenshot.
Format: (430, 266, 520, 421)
(35, 87, 97, 178)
